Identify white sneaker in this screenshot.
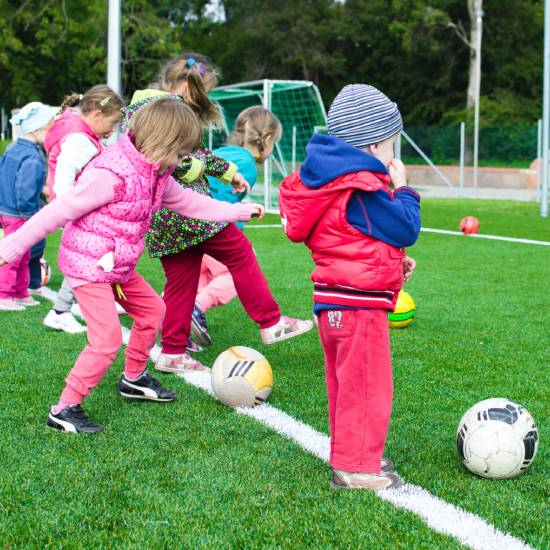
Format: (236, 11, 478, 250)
(331, 469, 403, 491)
(43, 310, 86, 334)
(0, 298, 25, 311)
(260, 316, 314, 345)
(155, 353, 207, 373)
(28, 287, 43, 296)
(15, 296, 40, 307)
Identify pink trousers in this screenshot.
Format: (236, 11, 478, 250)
(0, 216, 29, 299)
(196, 254, 237, 311)
(60, 271, 165, 404)
(318, 309, 393, 473)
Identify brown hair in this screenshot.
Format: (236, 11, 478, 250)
(60, 85, 124, 115)
(156, 53, 222, 127)
(228, 106, 282, 154)
(129, 96, 202, 163)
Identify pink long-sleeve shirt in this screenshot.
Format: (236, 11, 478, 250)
(0, 168, 254, 287)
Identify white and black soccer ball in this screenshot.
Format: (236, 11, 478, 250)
(456, 398, 539, 479)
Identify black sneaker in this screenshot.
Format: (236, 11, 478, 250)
(46, 405, 105, 434)
(190, 304, 212, 347)
(117, 371, 177, 402)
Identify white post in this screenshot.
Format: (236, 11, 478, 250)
(1, 108, 6, 141)
(208, 126, 213, 151)
(537, 119, 543, 201)
(542, 0, 550, 217)
(107, 0, 121, 95)
(291, 126, 297, 172)
(460, 121, 466, 194)
(395, 133, 401, 160)
(473, 8, 484, 192)
(262, 80, 272, 211)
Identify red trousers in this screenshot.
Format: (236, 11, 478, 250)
(318, 308, 393, 473)
(160, 224, 280, 354)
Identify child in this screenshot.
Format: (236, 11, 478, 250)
(0, 97, 264, 433)
(191, 106, 283, 348)
(279, 84, 421, 490)
(43, 85, 123, 334)
(124, 53, 313, 373)
(0, 102, 56, 311)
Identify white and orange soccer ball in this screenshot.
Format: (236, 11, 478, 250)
(40, 258, 51, 286)
(211, 346, 273, 408)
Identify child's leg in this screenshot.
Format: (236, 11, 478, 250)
(59, 283, 122, 405)
(0, 216, 26, 299)
(318, 309, 393, 473)
(160, 247, 203, 354)
(113, 271, 165, 379)
(201, 224, 280, 328)
(14, 247, 31, 299)
(53, 278, 77, 312)
(28, 239, 46, 290)
(196, 254, 237, 312)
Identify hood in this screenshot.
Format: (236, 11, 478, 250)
(300, 134, 387, 188)
(44, 109, 97, 154)
(130, 89, 170, 104)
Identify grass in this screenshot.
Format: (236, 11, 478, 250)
(1, 199, 549, 548)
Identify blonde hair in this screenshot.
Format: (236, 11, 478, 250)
(156, 53, 222, 127)
(228, 106, 282, 153)
(60, 85, 124, 115)
(129, 96, 202, 163)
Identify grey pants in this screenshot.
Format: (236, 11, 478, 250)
(53, 278, 77, 313)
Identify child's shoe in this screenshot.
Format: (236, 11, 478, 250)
(0, 298, 25, 311)
(190, 303, 212, 347)
(331, 469, 403, 491)
(43, 310, 86, 334)
(186, 339, 204, 353)
(28, 287, 43, 296)
(46, 404, 104, 434)
(381, 456, 395, 472)
(260, 316, 314, 344)
(155, 352, 206, 373)
(117, 371, 177, 401)
(15, 296, 40, 307)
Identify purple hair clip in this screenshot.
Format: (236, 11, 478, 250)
(186, 57, 205, 76)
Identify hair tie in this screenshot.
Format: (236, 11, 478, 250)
(79, 94, 84, 100)
(187, 58, 196, 68)
(100, 96, 111, 107)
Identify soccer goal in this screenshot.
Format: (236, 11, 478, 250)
(208, 80, 327, 213)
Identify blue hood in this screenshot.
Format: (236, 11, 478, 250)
(300, 134, 387, 188)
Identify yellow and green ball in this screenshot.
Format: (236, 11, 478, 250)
(388, 291, 416, 329)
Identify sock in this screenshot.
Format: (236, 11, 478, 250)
(124, 368, 146, 382)
(52, 399, 76, 415)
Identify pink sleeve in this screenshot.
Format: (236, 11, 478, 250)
(0, 168, 118, 264)
(160, 176, 253, 223)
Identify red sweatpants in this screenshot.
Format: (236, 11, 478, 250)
(160, 223, 281, 354)
(318, 308, 393, 473)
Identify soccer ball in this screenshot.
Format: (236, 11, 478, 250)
(456, 398, 539, 479)
(460, 216, 480, 234)
(40, 258, 51, 286)
(211, 346, 273, 408)
(388, 290, 416, 328)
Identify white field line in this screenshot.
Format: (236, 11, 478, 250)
(40, 287, 534, 550)
(246, 224, 550, 247)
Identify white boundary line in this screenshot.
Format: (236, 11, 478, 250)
(39, 288, 534, 550)
(246, 224, 550, 247)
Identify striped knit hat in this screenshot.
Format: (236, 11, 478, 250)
(327, 84, 402, 148)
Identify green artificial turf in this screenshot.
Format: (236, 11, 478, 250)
(0, 199, 548, 548)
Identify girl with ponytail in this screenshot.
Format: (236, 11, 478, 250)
(124, 54, 313, 373)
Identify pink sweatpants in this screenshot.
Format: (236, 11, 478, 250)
(0, 216, 30, 299)
(318, 308, 393, 473)
(196, 254, 237, 311)
(60, 271, 165, 405)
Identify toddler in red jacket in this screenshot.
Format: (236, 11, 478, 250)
(279, 84, 421, 490)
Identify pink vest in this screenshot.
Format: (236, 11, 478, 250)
(279, 170, 404, 310)
(58, 133, 171, 284)
(44, 109, 102, 200)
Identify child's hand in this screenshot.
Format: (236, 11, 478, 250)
(403, 256, 416, 282)
(250, 203, 265, 219)
(232, 172, 250, 194)
(389, 159, 407, 189)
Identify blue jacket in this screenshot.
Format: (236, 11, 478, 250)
(208, 146, 257, 230)
(0, 138, 46, 219)
(300, 134, 420, 248)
